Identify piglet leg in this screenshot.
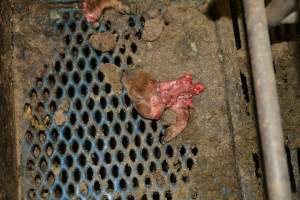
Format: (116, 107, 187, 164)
(163, 104, 190, 143)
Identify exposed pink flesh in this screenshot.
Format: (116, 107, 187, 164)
(157, 74, 204, 109)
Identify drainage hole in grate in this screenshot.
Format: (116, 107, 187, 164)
(87, 167, 94, 180)
(117, 151, 124, 162)
(137, 163, 144, 175)
(89, 125, 96, 137)
(94, 180, 101, 192)
(77, 126, 85, 138)
(129, 149, 136, 162)
(54, 184, 63, 198)
(152, 192, 160, 200)
(99, 166, 106, 179)
(166, 145, 174, 157)
(60, 169, 68, 184)
(145, 177, 151, 186)
(180, 146, 186, 156)
(105, 152, 112, 164)
(78, 153, 87, 166)
(73, 168, 81, 182)
(165, 191, 172, 200)
(91, 152, 99, 165)
(100, 97, 107, 109)
(186, 158, 194, 170)
(65, 154, 73, 168)
(132, 177, 139, 188)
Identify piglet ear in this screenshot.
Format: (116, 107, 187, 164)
(193, 83, 205, 94)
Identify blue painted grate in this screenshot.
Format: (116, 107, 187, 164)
(22, 9, 198, 200)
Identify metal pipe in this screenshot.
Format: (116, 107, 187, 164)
(242, 0, 292, 199)
(266, 0, 296, 26)
(280, 11, 298, 25)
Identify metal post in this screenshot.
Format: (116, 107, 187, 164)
(242, 0, 292, 199)
(280, 11, 299, 25)
(266, 0, 296, 26)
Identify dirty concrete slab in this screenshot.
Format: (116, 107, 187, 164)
(131, 4, 264, 200)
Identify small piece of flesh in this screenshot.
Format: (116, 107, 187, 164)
(83, 0, 129, 23)
(89, 32, 117, 52)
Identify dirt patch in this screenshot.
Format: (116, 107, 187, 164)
(161, 109, 176, 125)
(13, 4, 64, 79)
(124, 0, 153, 15)
(142, 17, 164, 41)
(54, 110, 67, 126)
(151, 171, 166, 187)
(23, 104, 50, 131)
(101, 63, 123, 95)
(271, 43, 300, 200)
(46, 144, 53, 157)
(272, 42, 300, 136)
(80, 182, 88, 195)
(47, 172, 55, 187)
(172, 183, 191, 199)
(89, 32, 117, 52)
(54, 99, 70, 126)
(32, 146, 40, 158)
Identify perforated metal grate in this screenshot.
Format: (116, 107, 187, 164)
(22, 9, 198, 200)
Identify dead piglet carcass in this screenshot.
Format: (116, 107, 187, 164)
(122, 69, 204, 142)
(89, 32, 117, 52)
(83, 0, 129, 23)
(158, 75, 204, 142)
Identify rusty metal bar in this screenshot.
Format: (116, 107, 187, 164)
(242, 0, 292, 199)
